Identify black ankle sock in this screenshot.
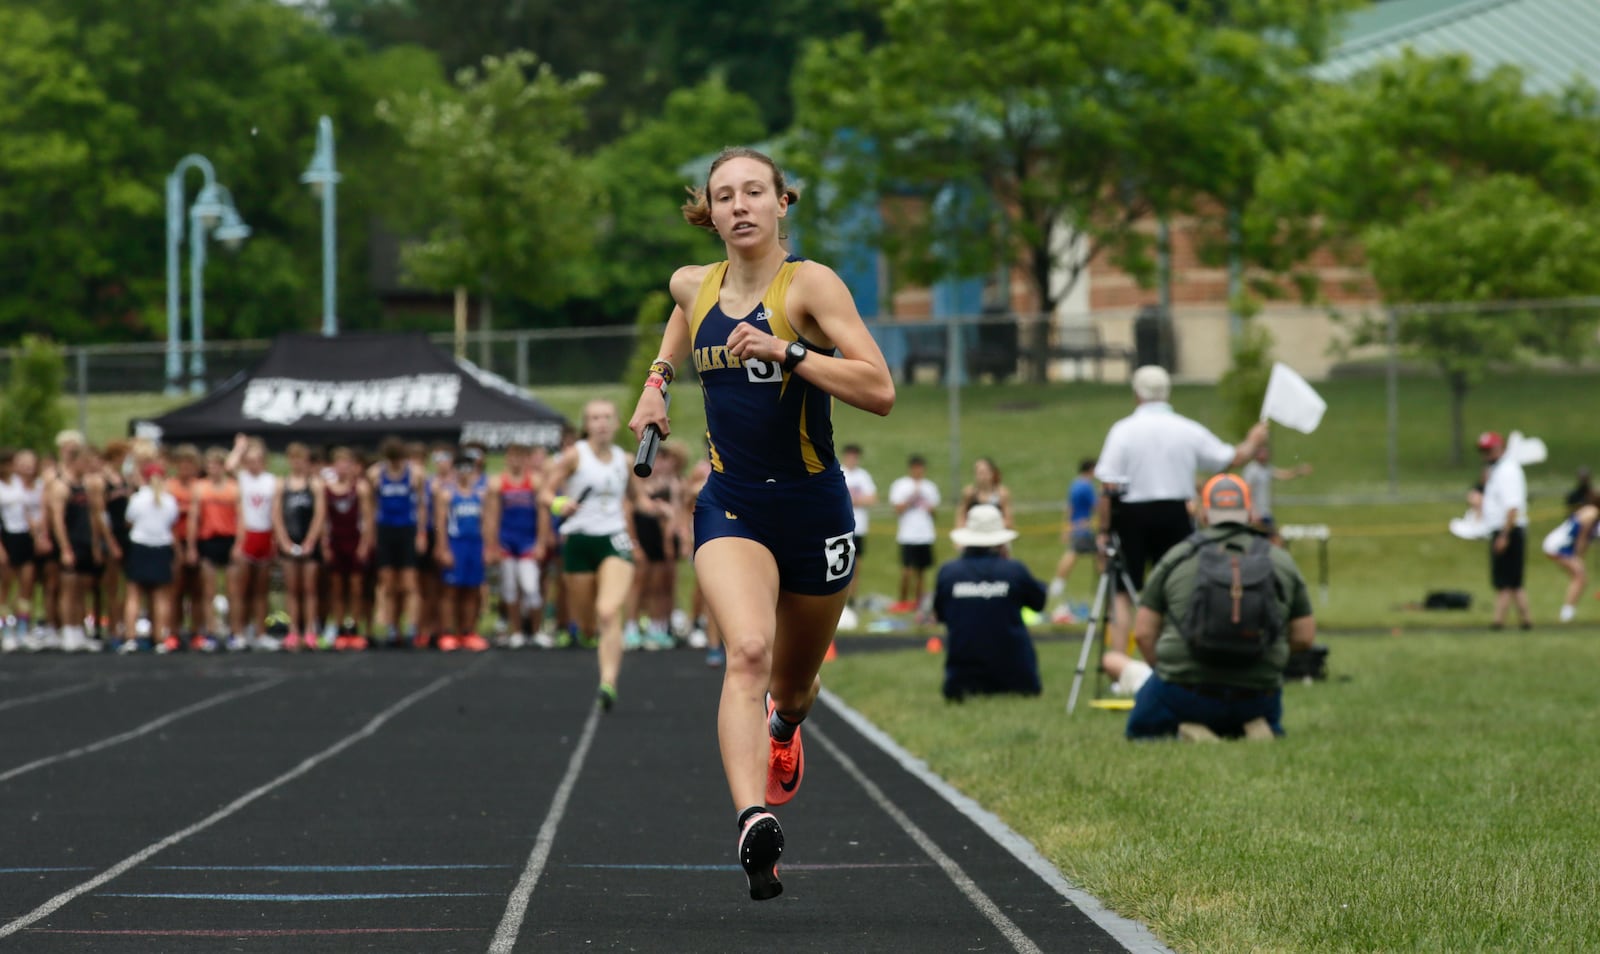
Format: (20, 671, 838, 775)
(768, 708, 801, 743)
(737, 805, 767, 830)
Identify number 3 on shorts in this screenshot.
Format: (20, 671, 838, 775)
(823, 533, 855, 582)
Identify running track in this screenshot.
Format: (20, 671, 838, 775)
(0, 649, 1167, 952)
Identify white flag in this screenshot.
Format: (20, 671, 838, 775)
(1506, 431, 1548, 466)
(1260, 362, 1327, 434)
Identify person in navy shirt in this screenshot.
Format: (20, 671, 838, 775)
(934, 504, 1048, 702)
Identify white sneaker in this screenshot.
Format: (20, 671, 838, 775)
(253, 635, 282, 652)
(0, 634, 17, 653)
(532, 631, 556, 649)
(60, 629, 87, 653)
(508, 632, 528, 650)
(687, 627, 708, 650)
(1559, 604, 1576, 623)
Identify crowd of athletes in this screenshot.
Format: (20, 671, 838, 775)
(0, 428, 716, 658)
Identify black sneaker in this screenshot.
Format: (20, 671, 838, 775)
(597, 683, 617, 713)
(737, 810, 784, 901)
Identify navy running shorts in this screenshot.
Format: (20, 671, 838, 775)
(694, 469, 856, 597)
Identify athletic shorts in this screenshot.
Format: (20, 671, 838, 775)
(126, 543, 175, 588)
(500, 534, 538, 560)
(443, 539, 485, 588)
(374, 524, 418, 570)
(694, 469, 855, 597)
(326, 538, 364, 576)
(239, 530, 274, 565)
(1490, 527, 1526, 590)
(198, 535, 233, 568)
(1111, 499, 1194, 590)
(563, 531, 633, 575)
(67, 538, 101, 577)
(1543, 519, 1580, 558)
(2, 530, 34, 567)
(634, 513, 668, 562)
(1070, 528, 1097, 555)
(898, 543, 934, 570)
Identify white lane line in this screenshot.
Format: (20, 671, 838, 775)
(488, 705, 601, 954)
(807, 721, 1045, 954)
(0, 678, 287, 785)
(817, 688, 1173, 954)
(0, 680, 101, 714)
(0, 666, 474, 940)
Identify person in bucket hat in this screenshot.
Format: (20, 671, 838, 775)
(933, 504, 1047, 701)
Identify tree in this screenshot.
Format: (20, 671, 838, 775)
(0, 0, 448, 346)
(1251, 53, 1600, 462)
(1364, 176, 1600, 462)
(377, 51, 604, 324)
(0, 336, 68, 452)
(789, 0, 1353, 378)
(586, 75, 767, 320)
(326, 0, 880, 145)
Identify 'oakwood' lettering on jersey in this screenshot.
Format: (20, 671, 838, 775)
(693, 345, 749, 373)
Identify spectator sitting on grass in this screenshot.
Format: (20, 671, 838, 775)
(934, 504, 1047, 702)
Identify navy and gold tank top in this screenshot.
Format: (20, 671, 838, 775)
(690, 257, 836, 481)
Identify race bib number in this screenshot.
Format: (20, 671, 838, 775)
(745, 358, 781, 384)
(824, 533, 855, 582)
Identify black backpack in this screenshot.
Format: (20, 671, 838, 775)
(1177, 528, 1285, 666)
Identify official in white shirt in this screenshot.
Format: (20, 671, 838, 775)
(1478, 431, 1532, 629)
(1093, 365, 1269, 650)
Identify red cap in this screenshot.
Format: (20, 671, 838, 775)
(1476, 431, 1504, 452)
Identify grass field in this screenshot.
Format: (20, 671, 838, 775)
(80, 370, 1600, 950)
(824, 632, 1600, 953)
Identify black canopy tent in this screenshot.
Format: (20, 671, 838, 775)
(131, 332, 570, 451)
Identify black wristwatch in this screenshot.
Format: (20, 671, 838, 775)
(781, 340, 808, 372)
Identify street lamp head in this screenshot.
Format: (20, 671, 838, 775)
(191, 183, 226, 229)
(213, 192, 251, 251)
(301, 115, 341, 199)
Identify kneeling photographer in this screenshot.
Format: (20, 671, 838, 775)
(1117, 473, 1316, 740)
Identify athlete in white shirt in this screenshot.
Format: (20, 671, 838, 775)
(887, 454, 941, 613)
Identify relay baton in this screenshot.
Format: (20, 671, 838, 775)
(634, 390, 670, 477)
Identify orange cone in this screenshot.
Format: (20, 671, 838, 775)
(823, 640, 838, 662)
(925, 635, 943, 654)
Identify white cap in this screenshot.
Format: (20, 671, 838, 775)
(1131, 365, 1170, 402)
(949, 504, 1018, 549)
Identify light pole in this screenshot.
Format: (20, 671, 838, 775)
(301, 115, 341, 336)
(165, 155, 250, 395)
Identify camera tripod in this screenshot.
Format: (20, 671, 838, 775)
(1066, 531, 1142, 715)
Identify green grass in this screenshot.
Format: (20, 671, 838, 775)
(823, 632, 1600, 953)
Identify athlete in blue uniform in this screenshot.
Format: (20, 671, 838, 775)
(366, 438, 426, 646)
(434, 452, 498, 652)
(628, 146, 895, 902)
(1542, 496, 1599, 622)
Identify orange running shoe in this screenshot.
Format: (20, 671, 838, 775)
(765, 694, 804, 806)
(462, 633, 489, 652)
(437, 634, 461, 652)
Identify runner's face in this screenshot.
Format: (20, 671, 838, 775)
(709, 157, 785, 249)
(584, 403, 617, 443)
